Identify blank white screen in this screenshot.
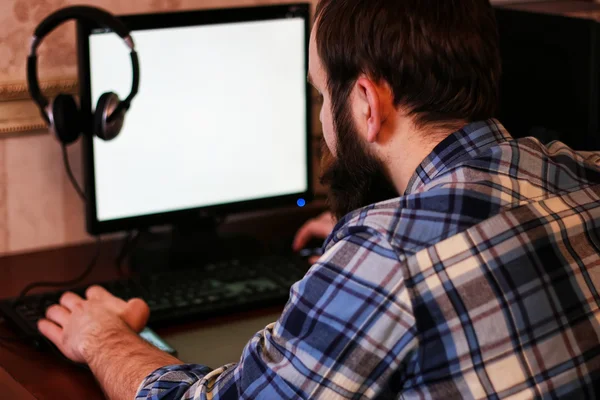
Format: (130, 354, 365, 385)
(90, 18, 308, 222)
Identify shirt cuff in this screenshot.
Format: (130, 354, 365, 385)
(135, 364, 213, 399)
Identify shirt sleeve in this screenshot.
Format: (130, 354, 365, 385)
(578, 151, 600, 167)
(135, 228, 417, 399)
(548, 141, 600, 169)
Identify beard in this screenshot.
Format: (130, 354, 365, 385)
(319, 100, 399, 221)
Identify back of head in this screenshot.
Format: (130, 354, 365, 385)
(315, 0, 502, 129)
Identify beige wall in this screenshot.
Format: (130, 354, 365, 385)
(0, 0, 320, 257)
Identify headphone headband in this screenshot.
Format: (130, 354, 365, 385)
(33, 6, 131, 44)
(27, 5, 139, 124)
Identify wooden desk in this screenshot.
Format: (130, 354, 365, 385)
(0, 203, 324, 399)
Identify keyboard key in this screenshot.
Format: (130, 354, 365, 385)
(150, 303, 170, 311)
(207, 295, 219, 303)
(174, 300, 189, 307)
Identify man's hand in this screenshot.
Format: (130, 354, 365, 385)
(293, 211, 336, 264)
(38, 285, 150, 364)
(38, 286, 181, 400)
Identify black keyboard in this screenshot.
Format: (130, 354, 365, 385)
(0, 254, 309, 343)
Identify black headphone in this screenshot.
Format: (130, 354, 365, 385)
(27, 6, 140, 145)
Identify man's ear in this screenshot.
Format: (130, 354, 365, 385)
(355, 76, 382, 143)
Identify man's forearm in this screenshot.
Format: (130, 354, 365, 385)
(85, 328, 183, 400)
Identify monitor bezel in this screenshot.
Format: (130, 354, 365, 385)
(77, 3, 313, 235)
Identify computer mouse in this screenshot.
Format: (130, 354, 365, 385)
(298, 247, 324, 258)
(297, 238, 325, 259)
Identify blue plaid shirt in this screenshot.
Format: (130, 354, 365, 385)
(136, 119, 600, 399)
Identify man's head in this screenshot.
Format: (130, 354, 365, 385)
(309, 0, 502, 220)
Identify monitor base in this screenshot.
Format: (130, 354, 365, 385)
(128, 216, 263, 275)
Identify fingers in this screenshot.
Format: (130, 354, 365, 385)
(86, 285, 127, 312)
(38, 318, 78, 363)
(308, 256, 320, 265)
(85, 285, 110, 300)
(59, 292, 84, 312)
(121, 298, 150, 333)
(292, 220, 329, 251)
(37, 318, 63, 345)
(316, 211, 334, 222)
(46, 305, 70, 328)
(292, 224, 310, 251)
(86, 286, 149, 332)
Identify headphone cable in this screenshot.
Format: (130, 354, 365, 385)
(61, 144, 86, 201)
(16, 144, 102, 300)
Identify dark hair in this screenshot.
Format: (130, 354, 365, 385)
(315, 0, 502, 128)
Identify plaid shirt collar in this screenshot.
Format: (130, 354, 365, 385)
(405, 119, 513, 195)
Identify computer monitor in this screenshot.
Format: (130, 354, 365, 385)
(77, 4, 312, 235)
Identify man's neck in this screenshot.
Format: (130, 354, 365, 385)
(383, 119, 467, 194)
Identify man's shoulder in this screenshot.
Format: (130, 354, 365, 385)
(327, 186, 498, 260)
(326, 135, 600, 261)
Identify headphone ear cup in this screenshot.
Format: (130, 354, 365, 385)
(94, 92, 124, 141)
(52, 94, 81, 145)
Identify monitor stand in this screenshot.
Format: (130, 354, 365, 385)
(127, 215, 263, 275)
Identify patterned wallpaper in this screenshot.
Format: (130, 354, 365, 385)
(0, 0, 317, 257)
(1, 0, 72, 83)
(1, 0, 306, 84)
